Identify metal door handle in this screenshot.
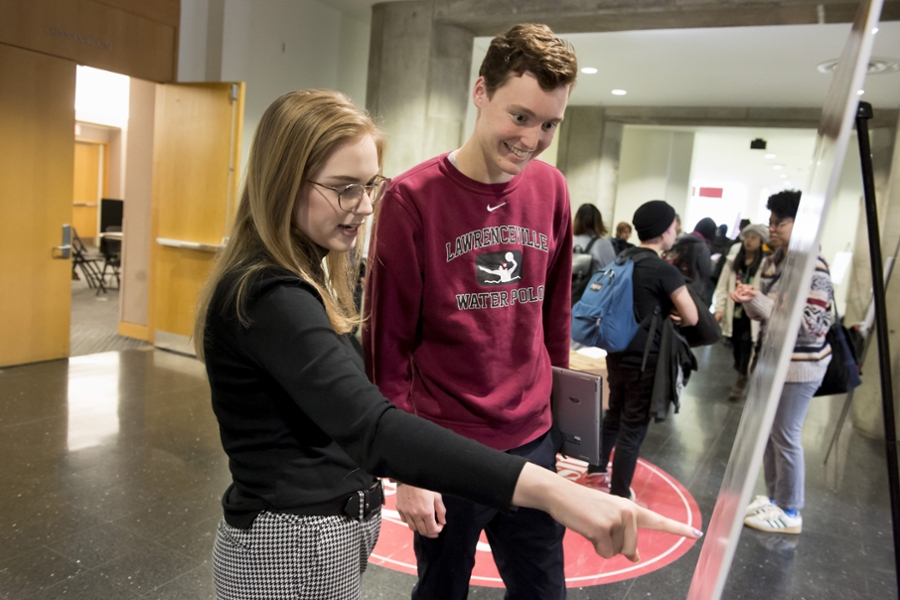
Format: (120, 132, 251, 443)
(52, 224, 71, 259)
(156, 237, 223, 252)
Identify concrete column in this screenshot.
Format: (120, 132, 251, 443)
(665, 131, 694, 219)
(598, 121, 624, 220)
(205, 0, 225, 81)
(557, 107, 603, 212)
(366, 1, 473, 177)
(556, 107, 623, 227)
(851, 123, 900, 439)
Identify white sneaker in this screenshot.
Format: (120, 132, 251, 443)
(744, 505, 802, 534)
(584, 472, 610, 493)
(745, 495, 775, 517)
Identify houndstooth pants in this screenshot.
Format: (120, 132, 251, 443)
(212, 509, 381, 600)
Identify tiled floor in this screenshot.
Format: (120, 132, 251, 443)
(0, 343, 895, 599)
(70, 271, 148, 357)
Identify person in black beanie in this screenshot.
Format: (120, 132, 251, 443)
(585, 200, 699, 500)
(632, 200, 676, 241)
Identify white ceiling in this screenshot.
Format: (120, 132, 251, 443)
(552, 22, 900, 109)
(684, 126, 819, 192)
(315, 0, 900, 109)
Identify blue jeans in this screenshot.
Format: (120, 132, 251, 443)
(764, 380, 820, 511)
(411, 428, 566, 600)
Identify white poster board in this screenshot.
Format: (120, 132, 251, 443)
(686, 2, 885, 599)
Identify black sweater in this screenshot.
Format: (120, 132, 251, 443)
(204, 267, 527, 527)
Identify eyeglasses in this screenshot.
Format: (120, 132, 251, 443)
(308, 176, 391, 212)
(768, 218, 793, 229)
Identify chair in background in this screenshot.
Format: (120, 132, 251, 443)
(99, 225, 121, 290)
(72, 227, 106, 293)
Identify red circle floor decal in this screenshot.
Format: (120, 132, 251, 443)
(369, 455, 702, 587)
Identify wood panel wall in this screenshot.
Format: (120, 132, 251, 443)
(0, 0, 179, 82)
(0, 43, 76, 366)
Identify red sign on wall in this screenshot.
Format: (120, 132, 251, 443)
(694, 187, 724, 198)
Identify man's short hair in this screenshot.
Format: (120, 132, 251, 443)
(767, 190, 802, 220)
(479, 24, 578, 97)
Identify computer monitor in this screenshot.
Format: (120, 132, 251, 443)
(100, 198, 123, 232)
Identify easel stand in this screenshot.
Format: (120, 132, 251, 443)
(855, 100, 900, 594)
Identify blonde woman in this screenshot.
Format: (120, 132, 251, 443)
(194, 89, 700, 599)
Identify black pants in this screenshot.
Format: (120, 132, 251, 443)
(411, 429, 566, 600)
(731, 313, 754, 375)
(595, 354, 655, 498)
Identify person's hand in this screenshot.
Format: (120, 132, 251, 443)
(512, 463, 701, 562)
(670, 311, 683, 326)
(715, 311, 724, 323)
(550, 478, 700, 562)
(395, 483, 446, 538)
(730, 283, 758, 303)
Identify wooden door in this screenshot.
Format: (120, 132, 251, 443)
(150, 82, 244, 355)
(0, 43, 76, 367)
(72, 140, 106, 242)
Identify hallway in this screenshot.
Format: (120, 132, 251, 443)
(0, 343, 894, 599)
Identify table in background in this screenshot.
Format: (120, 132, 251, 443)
(569, 349, 610, 410)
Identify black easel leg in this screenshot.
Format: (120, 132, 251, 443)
(824, 388, 856, 465)
(856, 100, 900, 595)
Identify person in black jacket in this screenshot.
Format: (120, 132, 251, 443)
(666, 217, 716, 305)
(192, 90, 699, 599)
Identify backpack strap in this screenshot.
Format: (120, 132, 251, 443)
(618, 245, 647, 264)
(584, 236, 600, 253)
(617, 247, 663, 371)
(641, 306, 661, 373)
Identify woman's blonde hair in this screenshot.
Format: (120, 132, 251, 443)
(193, 89, 384, 361)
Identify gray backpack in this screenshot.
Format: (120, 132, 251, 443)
(571, 237, 599, 306)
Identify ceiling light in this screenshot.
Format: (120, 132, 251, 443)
(765, 153, 776, 159)
(773, 165, 783, 170)
(581, 67, 598, 75)
(858, 89, 865, 95)
(611, 89, 627, 96)
(780, 174, 787, 178)
(785, 182, 792, 186)
(873, 27, 879, 34)
(817, 57, 900, 75)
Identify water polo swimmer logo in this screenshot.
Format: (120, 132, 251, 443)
(476, 251, 522, 285)
(369, 456, 702, 587)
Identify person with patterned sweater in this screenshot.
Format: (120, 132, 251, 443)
(731, 190, 833, 535)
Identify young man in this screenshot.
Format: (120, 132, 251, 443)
(585, 201, 698, 499)
(364, 24, 577, 600)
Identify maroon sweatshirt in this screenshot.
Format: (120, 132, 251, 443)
(364, 153, 572, 451)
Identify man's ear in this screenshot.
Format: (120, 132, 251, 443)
(472, 76, 488, 108)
